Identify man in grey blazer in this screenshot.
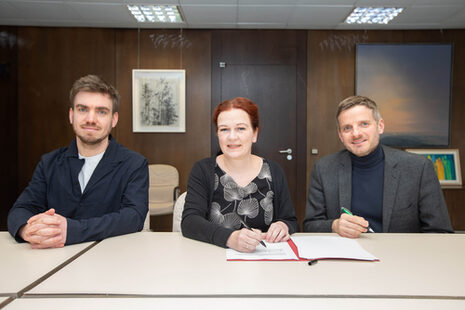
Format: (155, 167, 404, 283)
(303, 96, 453, 238)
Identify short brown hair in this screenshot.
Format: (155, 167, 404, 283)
(212, 97, 259, 131)
(69, 75, 120, 113)
(336, 95, 381, 128)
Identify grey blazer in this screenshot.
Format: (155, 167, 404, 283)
(303, 145, 453, 233)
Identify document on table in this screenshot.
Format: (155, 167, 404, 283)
(291, 236, 378, 261)
(226, 241, 299, 261)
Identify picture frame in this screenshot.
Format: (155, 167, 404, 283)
(132, 69, 186, 133)
(406, 149, 462, 187)
(356, 44, 453, 148)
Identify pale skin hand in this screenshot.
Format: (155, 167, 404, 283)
(19, 208, 68, 249)
(263, 221, 290, 243)
(226, 228, 263, 253)
(331, 213, 368, 238)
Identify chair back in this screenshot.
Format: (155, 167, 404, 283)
(172, 192, 187, 232)
(143, 210, 150, 231)
(148, 164, 179, 216)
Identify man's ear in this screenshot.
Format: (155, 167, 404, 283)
(378, 118, 385, 134)
(337, 128, 344, 143)
(69, 108, 74, 125)
(112, 112, 119, 128)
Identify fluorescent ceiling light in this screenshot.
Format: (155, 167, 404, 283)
(127, 5, 183, 23)
(345, 7, 404, 25)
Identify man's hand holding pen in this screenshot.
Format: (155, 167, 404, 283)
(333, 207, 375, 238)
(332, 213, 369, 238)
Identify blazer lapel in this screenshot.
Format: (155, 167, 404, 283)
(338, 152, 352, 212)
(82, 160, 119, 196)
(382, 147, 400, 232)
(82, 137, 121, 197)
(64, 139, 85, 197)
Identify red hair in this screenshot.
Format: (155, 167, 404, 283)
(212, 97, 259, 131)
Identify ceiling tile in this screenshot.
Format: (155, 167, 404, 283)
(355, 0, 415, 6)
(239, 0, 297, 4)
(182, 5, 236, 23)
(288, 5, 353, 26)
(180, 0, 236, 4)
(238, 5, 293, 23)
(68, 3, 133, 23)
(393, 5, 465, 24)
(8, 1, 81, 20)
(443, 7, 465, 25)
(0, 1, 18, 19)
(188, 23, 237, 28)
(237, 22, 287, 28)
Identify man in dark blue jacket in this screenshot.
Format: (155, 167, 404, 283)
(8, 75, 149, 248)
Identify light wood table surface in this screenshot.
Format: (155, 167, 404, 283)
(26, 232, 465, 299)
(0, 232, 95, 296)
(4, 297, 465, 310)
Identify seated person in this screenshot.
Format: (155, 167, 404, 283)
(303, 95, 453, 237)
(182, 97, 299, 252)
(8, 75, 149, 248)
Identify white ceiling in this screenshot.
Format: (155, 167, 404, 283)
(0, 0, 464, 29)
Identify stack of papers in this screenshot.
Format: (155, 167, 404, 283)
(226, 241, 299, 261)
(226, 236, 379, 262)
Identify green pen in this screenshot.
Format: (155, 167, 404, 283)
(341, 207, 375, 233)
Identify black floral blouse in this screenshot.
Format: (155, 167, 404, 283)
(209, 159, 274, 231)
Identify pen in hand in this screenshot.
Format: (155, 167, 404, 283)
(236, 213, 267, 248)
(341, 207, 375, 233)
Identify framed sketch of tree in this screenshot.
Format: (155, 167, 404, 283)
(132, 69, 186, 132)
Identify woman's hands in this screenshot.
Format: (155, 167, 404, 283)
(263, 221, 289, 243)
(226, 221, 290, 252)
(226, 228, 263, 253)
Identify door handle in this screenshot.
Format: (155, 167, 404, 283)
(279, 148, 292, 154)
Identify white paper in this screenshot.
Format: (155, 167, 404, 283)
(226, 241, 299, 261)
(291, 236, 378, 261)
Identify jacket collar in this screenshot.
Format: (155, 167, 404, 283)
(337, 145, 400, 232)
(65, 135, 123, 196)
(381, 145, 400, 232)
(338, 150, 352, 213)
(64, 135, 120, 162)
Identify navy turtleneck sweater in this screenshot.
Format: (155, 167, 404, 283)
(350, 144, 384, 233)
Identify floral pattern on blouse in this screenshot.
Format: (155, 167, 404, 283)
(209, 160, 274, 230)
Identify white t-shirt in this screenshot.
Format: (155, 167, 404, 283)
(78, 152, 105, 193)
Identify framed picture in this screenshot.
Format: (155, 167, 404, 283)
(406, 149, 462, 187)
(356, 44, 453, 147)
(132, 69, 186, 132)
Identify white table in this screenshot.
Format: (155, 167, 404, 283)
(4, 297, 465, 310)
(0, 232, 95, 296)
(26, 232, 465, 299)
(0, 297, 11, 307)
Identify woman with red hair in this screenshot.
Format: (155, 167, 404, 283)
(181, 97, 298, 252)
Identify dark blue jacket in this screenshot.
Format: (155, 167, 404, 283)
(8, 136, 149, 245)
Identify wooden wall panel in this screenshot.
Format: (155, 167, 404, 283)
(114, 29, 211, 194)
(0, 27, 18, 230)
(17, 27, 116, 192)
(3, 26, 465, 231)
(307, 30, 465, 230)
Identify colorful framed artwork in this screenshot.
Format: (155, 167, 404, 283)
(132, 69, 186, 133)
(406, 149, 462, 187)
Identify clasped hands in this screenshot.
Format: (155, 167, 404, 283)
(226, 221, 289, 253)
(19, 208, 67, 249)
(332, 213, 369, 238)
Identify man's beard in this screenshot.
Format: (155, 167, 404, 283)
(73, 123, 111, 146)
(75, 133, 108, 145)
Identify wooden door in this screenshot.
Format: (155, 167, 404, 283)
(211, 30, 307, 226)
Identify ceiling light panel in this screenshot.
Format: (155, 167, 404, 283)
(127, 5, 183, 23)
(345, 7, 404, 24)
